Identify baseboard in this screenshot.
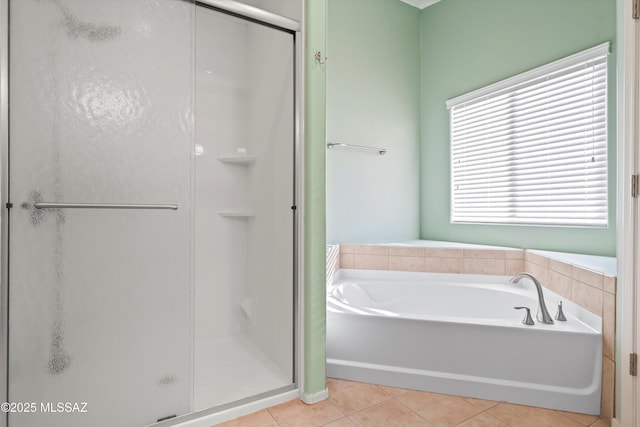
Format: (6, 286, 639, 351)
(301, 388, 329, 404)
(611, 418, 622, 427)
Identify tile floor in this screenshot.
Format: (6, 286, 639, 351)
(217, 378, 608, 427)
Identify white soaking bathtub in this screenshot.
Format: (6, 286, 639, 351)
(326, 269, 602, 415)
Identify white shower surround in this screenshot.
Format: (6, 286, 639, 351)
(194, 0, 296, 412)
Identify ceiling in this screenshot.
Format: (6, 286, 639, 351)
(399, 0, 441, 9)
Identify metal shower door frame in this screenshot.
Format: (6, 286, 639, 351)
(0, 0, 10, 425)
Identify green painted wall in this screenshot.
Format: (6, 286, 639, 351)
(326, 0, 420, 244)
(420, 0, 617, 256)
(304, 0, 617, 400)
(304, 0, 327, 396)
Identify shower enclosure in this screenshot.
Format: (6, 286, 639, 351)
(0, 0, 299, 426)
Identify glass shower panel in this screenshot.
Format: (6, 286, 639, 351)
(194, 6, 294, 409)
(244, 15, 295, 387)
(8, 1, 194, 426)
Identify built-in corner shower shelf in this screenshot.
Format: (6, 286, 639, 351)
(217, 211, 255, 218)
(217, 156, 257, 165)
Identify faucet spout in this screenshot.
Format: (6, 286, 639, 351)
(510, 272, 554, 324)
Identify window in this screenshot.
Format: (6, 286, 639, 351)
(447, 43, 609, 227)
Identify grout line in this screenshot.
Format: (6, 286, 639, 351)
(265, 407, 279, 426)
(342, 399, 390, 425)
(317, 415, 350, 427)
(391, 396, 435, 425)
(452, 402, 513, 427)
(255, 385, 605, 427)
(452, 405, 497, 426)
(483, 403, 516, 427)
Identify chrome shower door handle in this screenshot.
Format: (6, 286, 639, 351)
(33, 202, 179, 210)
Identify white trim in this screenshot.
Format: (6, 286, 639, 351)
(198, 0, 300, 31)
(612, 418, 623, 427)
(446, 42, 610, 109)
(617, 0, 638, 425)
(300, 388, 329, 404)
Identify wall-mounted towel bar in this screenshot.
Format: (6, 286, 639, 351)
(327, 142, 387, 155)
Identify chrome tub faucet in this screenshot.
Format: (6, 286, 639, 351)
(510, 272, 554, 324)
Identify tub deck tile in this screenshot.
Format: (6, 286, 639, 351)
(463, 258, 505, 275)
(353, 254, 389, 270)
(389, 255, 426, 272)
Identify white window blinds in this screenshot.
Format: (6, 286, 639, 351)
(447, 43, 609, 227)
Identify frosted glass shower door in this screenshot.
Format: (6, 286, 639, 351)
(7, 1, 194, 427)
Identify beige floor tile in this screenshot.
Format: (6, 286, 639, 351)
(328, 378, 392, 414)
(556, 410, 599, 425)
(218, 379, 604, 427)
(460, 396, 499, 411)
(321, 417, 357, 426)
(268, 399, 344, 427)
(397, 390, 484, 426)
(455, 411, 510, 427)
(349, 400, 433, 427)
(376, 384, 411, 397)
(488, 403, 584, 427)
(216, 409, 278, 427)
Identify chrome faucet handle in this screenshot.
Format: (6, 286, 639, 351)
(555, 301, 567, 321)
(510, 273, 554, 324)
(514, 306, 535, 325)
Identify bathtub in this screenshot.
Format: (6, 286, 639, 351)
(326, 269, 602, 415)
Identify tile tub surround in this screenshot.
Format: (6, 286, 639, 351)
(334, 242, 616, 426)
(217, 378, 608, 427)
(339, 243, 525, 275)
(524, 250, 616, 424)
